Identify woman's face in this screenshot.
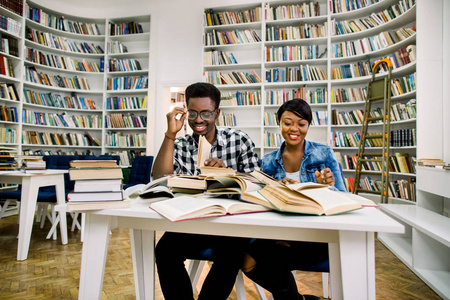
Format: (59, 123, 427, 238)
(279, 110, 309, 146)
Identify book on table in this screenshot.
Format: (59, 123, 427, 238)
(67, 190, 124, 202)
(68, 166, 123, 180)
(67, 199, 130, 211)
(241, 182, 362, 216)
(69, 160, 118, 168)
(73, 179, 122, 192)
(149, 195, 271, 222)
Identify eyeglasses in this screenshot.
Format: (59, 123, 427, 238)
(187, 109, 217, 120)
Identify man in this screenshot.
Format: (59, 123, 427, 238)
(152, 82, 260, 300)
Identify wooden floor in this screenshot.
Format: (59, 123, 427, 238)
(0, 213, 442, 300)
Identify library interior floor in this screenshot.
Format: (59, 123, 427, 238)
(0, 214, 441, 300)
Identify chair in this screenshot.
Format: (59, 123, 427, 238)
(123, 155, 154, 189)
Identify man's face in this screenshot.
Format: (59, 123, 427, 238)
(186, 97, 219, 136)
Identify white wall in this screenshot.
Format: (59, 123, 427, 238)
(33, 0, 260, 155)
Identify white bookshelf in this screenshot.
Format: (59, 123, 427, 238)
(0, 0, 151, 166)
(202, 0, 417, 200)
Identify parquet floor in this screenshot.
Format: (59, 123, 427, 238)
(0, 213, 442, 300)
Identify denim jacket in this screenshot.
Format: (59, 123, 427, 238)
(262, 140, 346, 192)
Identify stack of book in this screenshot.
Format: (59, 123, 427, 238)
(67, 160, 128, 211)
(0, 147, 18, 171)
(18, 156, 46, 173)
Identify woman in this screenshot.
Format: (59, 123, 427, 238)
(242, 99, 346, 300)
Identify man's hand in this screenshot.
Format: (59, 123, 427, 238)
(166, 107, 186, 138)
(204, 158, 225, 168)
(315, 168, 335, 187)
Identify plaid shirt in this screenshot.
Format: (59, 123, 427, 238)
(172, 127, 260, 175)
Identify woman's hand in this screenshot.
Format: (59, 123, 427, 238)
(315, 168, 335, 187)
(204, 157, 225, 168)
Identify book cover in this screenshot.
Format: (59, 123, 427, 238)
(73, 179, 123, 192)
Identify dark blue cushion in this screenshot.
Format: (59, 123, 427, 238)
(124, 156, 153, 189)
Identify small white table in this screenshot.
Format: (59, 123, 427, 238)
(70, 202, 404, 300)
(0, 170, 68, 261)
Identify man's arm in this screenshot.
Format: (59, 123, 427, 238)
(152, 108, 186, 179)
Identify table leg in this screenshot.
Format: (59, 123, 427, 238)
(130, 229, 155, 300)
(55, 175, 68, 245)
(78, 213, 112, 300)
(17, 177, 39, 261)
(338, 231, 376, 300)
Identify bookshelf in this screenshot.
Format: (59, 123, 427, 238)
(203, 0, 417, 201)
(0, 0, 151, 166)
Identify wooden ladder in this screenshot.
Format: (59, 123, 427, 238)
(353, 58, 393, 204)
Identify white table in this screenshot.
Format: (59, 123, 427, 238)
(0, 170, 68, 260)
(72, 202, 404, 300)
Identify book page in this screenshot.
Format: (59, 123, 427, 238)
(299, 188, 361, 214)
(197, 135, 212, 168)
(287, 182, 327, 191)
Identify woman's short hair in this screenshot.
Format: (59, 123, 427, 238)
(276, 98, 312, 124)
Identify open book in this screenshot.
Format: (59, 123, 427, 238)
(197, 135, 212, 168)
(149, 196, 270, 222)
(242, 181, 363, 215)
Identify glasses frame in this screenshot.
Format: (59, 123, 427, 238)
(187, 109, 217, 121)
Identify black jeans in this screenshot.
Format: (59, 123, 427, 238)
(155, 232, 250, 300)
(244, 239, 329, 300)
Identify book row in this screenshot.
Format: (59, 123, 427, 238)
(25, 67, 91, 90)
(0, 14, 21, 35)
(0, 0, 23, 16)
(0, 105, 17, 122)
(104, 113, 147, 129)
(391, 73, 415, 96)
(204, 29, 261, 46)
(0, 55, 14, 77)
(105, 132, 146, 147)
(264, 131, 282, 148)
(265, 44, 324, 62)
(331, 0, 415, 36)
(22, 131, 101, 147)
(105, 96, 147, 110)
(205, 70, 261, 85)
(204, 7, 262, 26)
(0, 83, 19, 100)
(266, 87, 328, 105)
(330, 0, 380, 14)
(0, 127, 16, 143)
(216, 112, 236, 127)
(331, 128, 416, 148)
(332, 60, 371, 79)
(203, 50, 237, 66)
(26, 48, 102, 72)
(106, 75, 148, 90)
(266, 65, 327, 82)
(266, 22, 328, 42)
(27, 6, 101, 35)
(108, 58, 142, 72)
(109, 21, 144, 36)
(23, 89, 99, 110)
(345, 176, 416, 201)
(26, 28, 105, 55)
(331, 27, 416, 58)
(265, 110, 328, 126)
(105, 150, 146, 167)
(107, 41, 128, 54)
(22, 109, 102, 128)
(336, 152, 416, 174)
(0, 33, 19, 57)
(220, 91, 261, 106)
(265, 2, 321, 20)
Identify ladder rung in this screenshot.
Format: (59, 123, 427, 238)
(358, 171, 382, 175)
(364, 134, 383, 139)
(368, 95, 385, 101)
(361, 153, 383, 157)
(359, 158, 383, 162)
(356, 189, 381, 195)
(367, 117, 383, 122)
